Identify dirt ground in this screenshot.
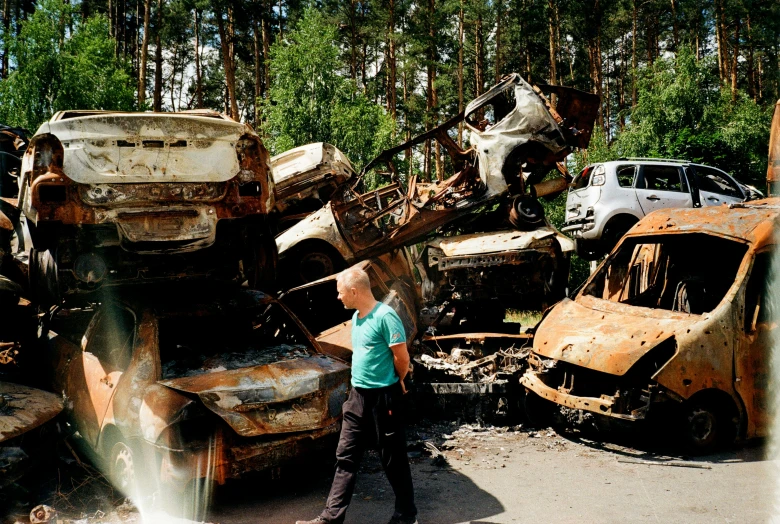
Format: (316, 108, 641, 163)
(7, 420, 775, 524)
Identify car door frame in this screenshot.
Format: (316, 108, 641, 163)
(634, 164, 693, 215)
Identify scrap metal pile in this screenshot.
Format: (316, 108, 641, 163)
(0, 73, 623, 518)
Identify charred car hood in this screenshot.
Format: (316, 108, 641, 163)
(533, 297, 698, 376)
(438, 227, 574, 256)
(0, 382, 63, 443)
(38, 113, 249, 184)
(158, 354, 350, 437)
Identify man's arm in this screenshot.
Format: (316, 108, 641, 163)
(390, 342, 410, 394)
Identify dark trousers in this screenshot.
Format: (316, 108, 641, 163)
(320, 381, 417, 523)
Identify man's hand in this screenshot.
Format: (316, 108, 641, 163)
(390, 342, 410, 394)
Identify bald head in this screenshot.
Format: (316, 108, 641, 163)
(337, 266, 371, 292)
(336, 265, 375, 312)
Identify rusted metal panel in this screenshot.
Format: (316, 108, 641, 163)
(532, 297, 697, 376)
(159, 356, 350, 437)
(0, 382, 62, 443)
(625, 199, 780, 248)
(768, 100, 780, 195)
(438, 228, 564, 257)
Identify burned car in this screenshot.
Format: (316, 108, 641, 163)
(276, 74, 598, 287)
(18, 110, 276, 303)
(281, 249, 419, 363)
(417, 222, 574, 333)
(45, 285, 349, 515)
(521, 200, 780, 452)
(271, 142, 355, 232)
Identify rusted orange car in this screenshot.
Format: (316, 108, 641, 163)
(46, 284, 349, 516)
(521, 199, 779, 452)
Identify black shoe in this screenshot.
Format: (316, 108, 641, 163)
(387, 513, 419, 524)
(295, 518, 329, 524)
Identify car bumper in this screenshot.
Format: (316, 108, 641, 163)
(561, 218, 597, 239)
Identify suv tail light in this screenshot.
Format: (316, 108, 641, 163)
(591, 173, 606, 186)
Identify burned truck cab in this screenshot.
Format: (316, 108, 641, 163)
(521, 200, 780, 452)
(18, 110, 276, 302)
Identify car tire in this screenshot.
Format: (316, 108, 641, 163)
(509, 195, 545, 231)
(679, 398, 735, 455)
(109, 441, 142, 499)
(600, 218, 637, 255)
(574, 238, 602, 261)
(285, 244, 345, 288)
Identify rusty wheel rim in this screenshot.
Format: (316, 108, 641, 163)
(111, 442, 135, 492)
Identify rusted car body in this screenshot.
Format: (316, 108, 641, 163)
(45, 285, 349, 504)
(521, 199, 780, 451)
(271, 142, 355, 232)
(18, 110, 276, 301)
(417, 226, 574, 332)
(0, 382, 62, 488)
(281, 249, 419, 363)
(276, 74, 599, 287)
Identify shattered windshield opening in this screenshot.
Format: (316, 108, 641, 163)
(465, 86, 517, 130)
(159, 303, 313, 379)
(582, 233, 748, 314)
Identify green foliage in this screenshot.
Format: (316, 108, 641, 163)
(615, 48, 772, 186)
(260, 7, 394, 170)
(0, 0, 135, 131)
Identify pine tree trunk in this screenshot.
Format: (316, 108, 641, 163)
(1, 0, 9, 79)
(194, 9, 203, 108)
(671, 0, 679, 51)
(386, 0, 397, 121)
(170, 46, 177, 110)
(457, 0, 464, 146)
(153, 0, 164, 112)
(262, 0, 272, 97)
(494, 0, 502, 83)
(547, 0, 557, 102)
(138, 0, 151, 107)
(350, 0, 357, 81)
(253, 15, 262, 120)
(715, 0, 726, 84)
(217, 5, 239, 120)
(731, 17, 740, 101)
(747, 15, 755, 100)
(475, 13, 484, 97)
(632, 0, 637, 107)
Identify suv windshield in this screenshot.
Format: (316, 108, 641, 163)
(582, 233, 747, 314)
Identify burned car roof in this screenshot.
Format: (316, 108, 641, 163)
(35, 111, 255, 184)
(626, 198, 780, 246)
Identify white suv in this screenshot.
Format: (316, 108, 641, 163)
(562, 159, 752, 260)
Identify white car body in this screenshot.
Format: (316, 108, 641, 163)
(562, 159, 749, 259)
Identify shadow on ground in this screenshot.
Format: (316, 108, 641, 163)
(209, 449, 504, 524)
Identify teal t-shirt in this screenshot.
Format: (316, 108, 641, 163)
(351, 302, 406, 389)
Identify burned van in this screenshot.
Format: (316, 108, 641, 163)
(521, 199, 780, 452)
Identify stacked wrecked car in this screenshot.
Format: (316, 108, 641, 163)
(0, 72, 616, 517)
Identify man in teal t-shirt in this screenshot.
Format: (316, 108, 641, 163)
(296, 266, 418, 524)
